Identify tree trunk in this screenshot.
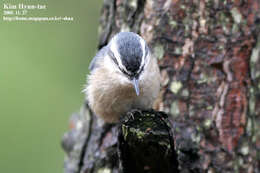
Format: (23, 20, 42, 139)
(62, 0, 260, 172)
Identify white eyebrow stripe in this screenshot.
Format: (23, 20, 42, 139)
(110, 38, 131, 74)
(140, 38, 146, 68)
(136, 37, 147, 75)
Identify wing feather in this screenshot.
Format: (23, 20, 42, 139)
(89, 46, 108, 71)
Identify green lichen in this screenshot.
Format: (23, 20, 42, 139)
(196, 126, 202, 132)
(233, 156, 243, 173)
(256, 71, 260, 79)
(224, 0, 227, 5)
(142, 120, 154, 128)
(252, 135, 256, 143)
(174, 47, 182, 55)
(218, 44, 224, 50)
(249, 88, 255, 115)
(170, 101, 180, 118)
(222, 24, 229, 34)
(154, 45, 164, 60)
(251, 46, 260, 63)
(181, 89, 189, 97)
(219, 12, 227, 23)
(189, 105, 195, 117)
(204, 119, 212, 129)
(219, 11, 230, 34)
(233, 160, 239, 173)
(158, 141, 171, 149)
(191, 132, 201, 144)
(246, 117, 253, 136)
(97, 167, 112, 173)
(255, 118, 260, 137)
(169, 20, 178, 29)
(206, 105, 213, 110)
(129, 127, 146, 140)
(197, 73, 209, 84)
(250, 35, 260, 80)
(232, 23, 239, 33)
(122, 125, 128, 140)
(128, 0, 137, 9)
(231, 8, 242, 24)
(175, 127, 180, 133)
(240, 145, 249, 155)
(180, 5, 186, 9)
(170, 80, 183, 94)
(182, 16, 192, 36)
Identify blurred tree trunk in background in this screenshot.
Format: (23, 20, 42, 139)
(62, 0, 260, 172)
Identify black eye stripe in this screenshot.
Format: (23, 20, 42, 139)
(138, 65, 144, 74)
(108, 50, 119, 66)
(121, 68, 130, 76)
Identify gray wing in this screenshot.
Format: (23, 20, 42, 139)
(89, 46, 108, 71)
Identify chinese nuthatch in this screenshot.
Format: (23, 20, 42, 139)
(84, 32, 160, 123)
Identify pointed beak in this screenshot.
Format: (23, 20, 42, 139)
(131, 78, 140, 96)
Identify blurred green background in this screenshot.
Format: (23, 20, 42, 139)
(0, 0, 103, 172)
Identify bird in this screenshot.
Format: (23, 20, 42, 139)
(84, 32, 160, 123)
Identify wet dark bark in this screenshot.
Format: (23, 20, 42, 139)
(118, 110, 178, 173)
(62, 0, 260, 172)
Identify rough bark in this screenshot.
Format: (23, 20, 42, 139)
(62, 0, 260, 172)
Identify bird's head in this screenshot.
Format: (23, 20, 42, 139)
(107, 32, 150, 96)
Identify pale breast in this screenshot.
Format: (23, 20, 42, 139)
(86, 56, 160, 123)
(86, 66, 137, 122)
